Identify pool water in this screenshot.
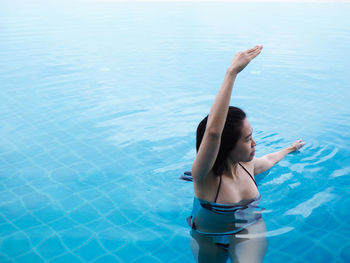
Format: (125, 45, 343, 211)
(1, 1, 350, 262)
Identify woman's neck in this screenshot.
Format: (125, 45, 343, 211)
(225, 160, 240, 179)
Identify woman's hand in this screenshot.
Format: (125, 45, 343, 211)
(289, 139, 306, 152)
(229, 45, 263, 75)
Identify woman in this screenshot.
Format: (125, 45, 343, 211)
(189, 45, 305, 262)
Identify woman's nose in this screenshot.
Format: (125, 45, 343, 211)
(252, 139, 256, 147)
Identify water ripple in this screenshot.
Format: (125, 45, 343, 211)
(284, 187, 336, 218)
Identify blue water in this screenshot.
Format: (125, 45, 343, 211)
(1, 1, 350, 262)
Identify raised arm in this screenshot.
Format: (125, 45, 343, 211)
(254, 139, 305, 175)
(192, 45, 263, 184)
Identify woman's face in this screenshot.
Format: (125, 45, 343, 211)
(229, 118, 256, 162)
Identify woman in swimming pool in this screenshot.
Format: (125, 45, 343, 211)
(189, 45, 305, 262)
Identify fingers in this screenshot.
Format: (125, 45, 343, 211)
(249, 49, 262, 59)
(247, 45, 263, 53)
(247, 45, 259, 53)
(295, 138, 306, 150)
(247, 45, 263, 59)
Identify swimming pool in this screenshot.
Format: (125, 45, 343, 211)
(1, 1, 350, 262)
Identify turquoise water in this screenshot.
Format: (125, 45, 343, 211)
(1, 1, 350, 262)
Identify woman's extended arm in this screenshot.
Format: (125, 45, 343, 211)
(192, 45, 263, 184)
(254, 139, 305, 175)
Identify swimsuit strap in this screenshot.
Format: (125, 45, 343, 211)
(214, 174, 222, 203)
(213, 163, 257, 203)
(238, 162, 258, 188)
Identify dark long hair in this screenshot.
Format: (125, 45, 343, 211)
(196, 106, 246, 176)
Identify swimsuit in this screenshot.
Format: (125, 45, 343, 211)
(184, 163, 264, 247)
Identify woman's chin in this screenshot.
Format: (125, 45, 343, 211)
(247, 154, 255, 161)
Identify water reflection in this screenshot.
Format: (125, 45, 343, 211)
(284, 187, 336, 218)
(190, 218, 267, 263)
(186, 191, 267, 263)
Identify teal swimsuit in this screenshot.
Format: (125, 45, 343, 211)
(186, 163, 264, 247)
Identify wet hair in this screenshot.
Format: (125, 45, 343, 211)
(196, 106, 246, 176)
